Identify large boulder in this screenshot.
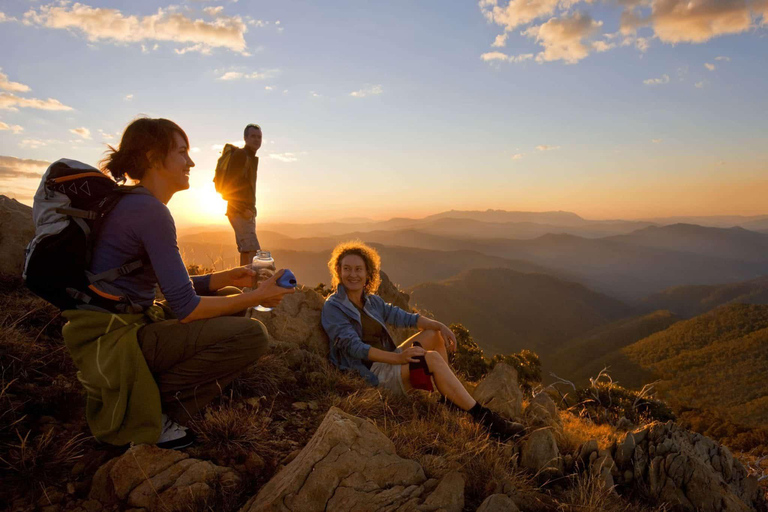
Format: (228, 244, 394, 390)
(88, 444, 239, 511)
(521, 428, 562, 477)
(614, 421, 766, 512)
(0, 195, 34, 275)
(524, 392, 561, 431)
(378, 271, 411, 312)
(472, 363, 524, 420)
(240, 407, 465, 512)
(476, 493, 520, 512)
(249, 287, 329, 355)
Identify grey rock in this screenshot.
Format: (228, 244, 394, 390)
(472, 363, 524, 420)
(476, 494, 520, 512)
(521, 428, 562, 477)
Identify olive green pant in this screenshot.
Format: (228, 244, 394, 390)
(137, 288, 267, 423)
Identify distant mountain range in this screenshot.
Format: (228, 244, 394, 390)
(408, 267, 630, 355)
(641, 276, 768, 318)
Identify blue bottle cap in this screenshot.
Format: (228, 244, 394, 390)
(276, 269, 297, 289)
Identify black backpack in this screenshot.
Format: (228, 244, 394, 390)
(23, 159, 143, 312)
(213, 144, 238, 200)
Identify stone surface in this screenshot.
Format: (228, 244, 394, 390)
(0, 195, 34, 276)
(476, 493, 520, 512)
(525, 392, 561, 431)
(249, 287, 329, 355)
(589, 449, 617, 492)
(521, 428, 562, 477)
(89, 444, 239, 512)
(378, 271, 412, 312)
(614, 422, 767, 512)
(240, 407, 466, 512)
(418, 471, 464, 512)
(472, 363, 523, 420)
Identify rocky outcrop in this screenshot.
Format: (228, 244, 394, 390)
(0, 195, 34, 275)
(476, 493, 520, 512)
(521, 428, 562, 477)
(240, 407, 464, 512)
(250, 287, 330, 355)
(88, 444, 239, 511)
(378, 271, 411, 312)
(472, 363, 523, 420)
(525, 392, 561, 431)
(614, 421, 765, 512)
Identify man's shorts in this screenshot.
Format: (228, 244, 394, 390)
(370, 348, 407, 395)
(227, 210, 261, 253)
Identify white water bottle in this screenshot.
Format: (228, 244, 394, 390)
(251, 250, 276, 312)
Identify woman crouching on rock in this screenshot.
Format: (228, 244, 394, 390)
(63, 117, 294, 450)
(321, 241, 524, 439)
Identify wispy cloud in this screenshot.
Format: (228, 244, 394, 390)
(643, 74, 670, 86)
(217, 69, 280, 81)
(512, 153, 525, 160)
(269, 152, 299, 163)
(0, 69, 31, 93)
(22, 3, 249, 54)
(350, 85, 383, 98)
(695, 80, 707, 89)
(491, 33, 509, 47)
(652, 138, 663, 143)
(522, 13, 604, 64)
(0, 92, 73, 111)
(69, 127, 91, 139)
(0, 155, 49, 181)
(19, 139, 53, 149)
(0, 122, 23, 134)
(124, 94, 134, 101)
(536, 145, 560, 151)
(480, 51, 534, 63)
(704, 62, 716, 71)
(715, 56, 731, 62)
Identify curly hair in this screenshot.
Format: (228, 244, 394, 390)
(328, 241, 381, 295)
(100, 117, 189, 183)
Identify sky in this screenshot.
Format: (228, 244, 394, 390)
(0, 0, 767, 227)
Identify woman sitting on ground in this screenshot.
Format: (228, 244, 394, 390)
(321, 241, 524, 439)
(66, 117, 294, 449)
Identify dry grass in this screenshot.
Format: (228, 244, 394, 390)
(335, 387, 538, 510)
(557, 412, 623, 455)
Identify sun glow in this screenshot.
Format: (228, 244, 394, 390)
(170, 182, 228, 226)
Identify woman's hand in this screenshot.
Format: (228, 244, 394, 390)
(397, 346, 426, 364)
(246, 269, 295, 307)
(437, 323, 457, 353)
(224, 266, 257, 288)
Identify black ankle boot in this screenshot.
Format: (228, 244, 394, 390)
(469, 403, 526, 440)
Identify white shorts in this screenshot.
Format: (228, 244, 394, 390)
(370, 348, 407, 396)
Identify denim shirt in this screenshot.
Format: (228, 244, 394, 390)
(321, 285, 420, 385)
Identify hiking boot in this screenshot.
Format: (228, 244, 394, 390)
(157, 414, 196, 450)
(474, 406, 526, 440)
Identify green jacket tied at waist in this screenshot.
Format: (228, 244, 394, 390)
(62, 306, 166, 445)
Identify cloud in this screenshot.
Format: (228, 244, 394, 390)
(19, 139, 52, 149)
(0, 122, 23, 134)
(480, 0, 592, 31)
(492, 33, 509, 47)
(704, 62, 715, 71)
(217, 69, 279, 81)
(620, 0, 757, 44)
(643, 74, 670, 85)
(592, 40, 616, 52)
(480, 51, 534, 62)
(23, 2, 249, 54)
(124, 94, 133, 101)
(69, 127, 91, 139)
(652, 138, 663, 143)
(536, 144, 560, 151)
(203, 6, 224, 16)
(695, 80, 706, 88)
(715, 55, 731, 61)
(268, 153, 298, 163)
(523, 12, 603, 64)
(512, 153, 525, 160)
(0, 92, 73, 111)
(175, 43, 212, 55)
(350, 85, 383, 98)
(0, 155, 50, 180)
(0, 69, 31, 93)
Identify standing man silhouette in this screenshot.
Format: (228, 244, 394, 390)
(226, 123, 262, 266)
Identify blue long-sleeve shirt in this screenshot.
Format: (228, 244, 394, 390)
(89, 189, 209, 320)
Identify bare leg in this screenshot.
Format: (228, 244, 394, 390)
(399, 350, 476, 411)
(398, 330, 449, 363)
